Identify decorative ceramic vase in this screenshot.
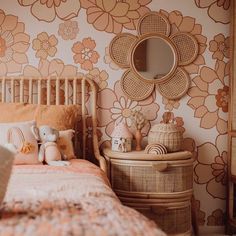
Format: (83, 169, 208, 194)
(134, 129, 142, 151)
(111, 122, 133, 152)
(147, 112, 183, 152)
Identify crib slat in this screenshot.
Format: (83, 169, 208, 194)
(56, 79, 60, 105)
(73, 79, 77, 105)
(20, 79, 24, 103)
(65, 78, 69, 105)
(82, 78, 86, 159)
(10, 79, 14, 103)
(47, 79, 51, 105)
(37, 80, 41, 104)
(1, 78, 5, 102)
(28, 79, 33, 103)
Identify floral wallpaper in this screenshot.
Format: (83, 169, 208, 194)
(0, 0, 230, 230)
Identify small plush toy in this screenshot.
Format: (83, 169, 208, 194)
(31, 125, 70, 166)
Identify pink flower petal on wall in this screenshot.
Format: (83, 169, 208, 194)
(110, 2, 129, 17)
(14, 33, 30, 43)
(31, 1, 56, 22)
(12, 42, 30, 53)
(13, 53, 28, 64)
(80, 0, 94, 8)
(206, 179, 226, 199)
(208, 2, 230, 24)
(193, 55, 205, 65)
(200, 111, 218, 129)
(194, 164, 213, 183)
(194, 105, 208, 118)
(55, 0, 80, 21)
(215, 60, 227, 83)
(188, 97, 205, 109)
(1, 15, 18, 31)
(216, 118, 227, 135)
(38, 59, 50, 77)
(23, 65, 42, 76)
(97, 89, 116, 109)
(188, 87, 208, 97)
(200, 66, 218, 83)
(178, 16, 195, 32)
(198, 142, 219, 164)
(48, 59, 64, 75)
(193, 76, 208, 91)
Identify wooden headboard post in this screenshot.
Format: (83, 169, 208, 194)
(0, 76, 107, 174)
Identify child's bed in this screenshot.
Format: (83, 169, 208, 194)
(0, 76, 166, 236)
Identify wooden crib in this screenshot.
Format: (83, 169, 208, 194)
(0, 76, 107, 172)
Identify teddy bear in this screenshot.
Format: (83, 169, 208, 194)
(31, 125, 70, 166)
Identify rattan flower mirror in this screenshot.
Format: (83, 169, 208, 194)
(109, 11, 199, 101)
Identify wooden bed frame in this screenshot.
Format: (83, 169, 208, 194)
(0, 76, 107, 173)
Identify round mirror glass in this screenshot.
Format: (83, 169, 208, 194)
(131, 35, 177, 82)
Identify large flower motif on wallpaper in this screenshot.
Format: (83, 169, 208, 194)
(194, 142, 227, 199)
(209, 34, 230, 61)
(97, 81, 159, 137)
(187, 60, 229, 134)
(0, 10, 30, 76)
(32, 32, 58, 59)
(58, 20, 79, 40)
(72, 37, 99, 71)
(195, 0, 230, 24)
(18, 0, 81, 22)
(80, 0, 151, 34)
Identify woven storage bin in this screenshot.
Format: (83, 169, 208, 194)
(125, 200, 191, 235)
(110, 158, 193, 197)
(0, 146, 14, 204)
(148, 112, 183, 152)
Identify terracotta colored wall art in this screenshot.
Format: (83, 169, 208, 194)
(0, 0, 230, 230)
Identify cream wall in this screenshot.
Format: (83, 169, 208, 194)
(0, 0, 230, 229)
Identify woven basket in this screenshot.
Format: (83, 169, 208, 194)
(148, 112, 183, 152)
(0, 145, 14, 204)
(111, 158, 193, 196)
(125, 200, 191, 235)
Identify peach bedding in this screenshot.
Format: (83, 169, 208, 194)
(0, 160, 166, 236)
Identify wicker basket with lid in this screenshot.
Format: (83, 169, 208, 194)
(148, 112, 183, 152)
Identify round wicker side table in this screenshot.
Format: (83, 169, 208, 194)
(102, 148, 198, 236)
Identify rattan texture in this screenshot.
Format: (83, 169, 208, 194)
(171, 32, 199, 66)
(109, 33, 137, 68)
(149, 203, 191, 235)
(148, 123, 183, 153)
(121, 70, 155, 101)
(111, 160, 193, 194)
(156, 67, 190, 100)
(138, 12, 171, 36)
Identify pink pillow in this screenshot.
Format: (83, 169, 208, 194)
(0, 120, 39, 165)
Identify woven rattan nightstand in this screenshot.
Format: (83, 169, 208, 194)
(103, 148, 195, 236)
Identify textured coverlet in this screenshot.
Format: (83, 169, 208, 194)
(0, 159, 166, 236)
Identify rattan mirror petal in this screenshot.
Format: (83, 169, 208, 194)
(109, 11, 199, 101)
(109, 33, 137, 68)
(120, 69, 155, 101)
(137, 11, 171, 37)
(170, 32, 199, 66)
(156, 67, 190, 100)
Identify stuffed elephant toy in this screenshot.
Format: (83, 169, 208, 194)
(31, 125, 70, 166)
